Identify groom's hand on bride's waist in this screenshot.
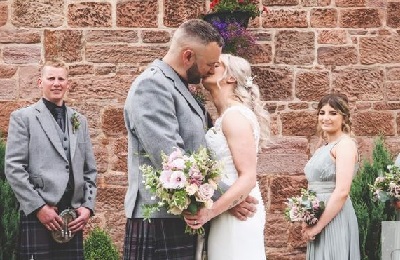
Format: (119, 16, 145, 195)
(229, 195, 259, 221)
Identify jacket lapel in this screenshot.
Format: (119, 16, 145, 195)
(35, 100, 68, 162)
(151, 60, 206, 123)
(66, 107, 77, 160)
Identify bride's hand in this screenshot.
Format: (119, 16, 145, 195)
(229, 195, 258, 221)
(183, 208, 213, 229)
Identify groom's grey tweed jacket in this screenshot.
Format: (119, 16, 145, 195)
(123, 59, 207, 218)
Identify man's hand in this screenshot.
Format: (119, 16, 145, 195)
(68, 207, 90, 233)
(36, 205, 63, 231)
(229, 195, 259, 221)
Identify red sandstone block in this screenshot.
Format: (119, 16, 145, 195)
(86, 30, 139, 43)
(68, 2, 111, 27)
(11, 0, 64, 28)
(142, 30, 171, 43)
(353, 111, 396, 136)
(0, 65, 17, 78)
(317, 30, 347, 44)
(340, 8, 381, 28)
(3, 46, 41, 64)
(252, 66, 294, 101)
(0, 2, 8, 27)
(0, 29, 41, 44)
(295, 70, 330, 101)
(317, 46, 358, 66)
(117, 0, 158, 28)
(275, 31, 315, 65)
(360, 36, 400, 64)
(280, 111, 317, 136)
(262, 10, 308, 28)
(44, 30, 83, 62)
(332, 68, 384, 101)
(388, 2, 400, 28)
(310, 8, 338, 28)
(163, 0, 205, 28)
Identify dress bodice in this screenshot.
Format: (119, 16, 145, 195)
(304, 139, 358, 191)
(205, 105, 260, 186)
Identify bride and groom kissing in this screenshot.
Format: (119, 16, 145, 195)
(122, 19, 268, 260)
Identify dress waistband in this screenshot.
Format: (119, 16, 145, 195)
(308, 182, 335, 194)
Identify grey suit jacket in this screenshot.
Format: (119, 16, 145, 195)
(5, 99, 97, 216)
(124, 59, 207, 218)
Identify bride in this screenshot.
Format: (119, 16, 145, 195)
(184, 54, 270, 259)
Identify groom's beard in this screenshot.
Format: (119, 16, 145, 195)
(187, 63, 201, 84)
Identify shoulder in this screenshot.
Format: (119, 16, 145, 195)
(221, 108, 254, 136)
(334, 135, 358, 156)
(10, 103, 36, 118)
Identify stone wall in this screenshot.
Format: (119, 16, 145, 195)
(0, 0, 399, 259)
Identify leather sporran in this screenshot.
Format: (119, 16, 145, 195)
(51, 209, 77, 243)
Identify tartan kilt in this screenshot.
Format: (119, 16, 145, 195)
(18, 211, 84, 260)
(123, 218, 198, 260)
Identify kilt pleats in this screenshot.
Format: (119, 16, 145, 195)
(123, 218, 197, 260)
(18, 212, 83, 260)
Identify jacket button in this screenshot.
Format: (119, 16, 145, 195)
(66, 165, 69, 169)
(64, 137, 67, 141)
(88, 197, 92, 200)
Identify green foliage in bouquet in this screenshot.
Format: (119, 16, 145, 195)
(0, 136, 19, 260)
(350, 137, 396, 260)
(84, 227, 119, 260)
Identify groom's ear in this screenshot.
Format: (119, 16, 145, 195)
(183, 49, 195, 64)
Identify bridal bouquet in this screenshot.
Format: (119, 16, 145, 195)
(285, 189, 325, 226)
(141, 147, 223, 235)
(370, 164, 400, 202)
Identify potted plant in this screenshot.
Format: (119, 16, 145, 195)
(210, 20, 256, 59)
(203, 0, 260, 28)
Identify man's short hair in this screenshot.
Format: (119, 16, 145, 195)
(40, 59, 69, 76)
(172, 19, 224, 49)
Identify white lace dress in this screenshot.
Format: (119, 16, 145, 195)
(205, 105, 266, 260)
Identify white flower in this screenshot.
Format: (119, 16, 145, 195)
(186, 183, 198, 196)
(245, 76, 255, 88)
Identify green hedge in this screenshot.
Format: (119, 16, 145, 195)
(84, 227, 119, 260)
(0, 136, 19, 260)
(350, 137, 396, 260)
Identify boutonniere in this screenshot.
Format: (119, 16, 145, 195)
(71, 113, 81, 134)
(188, 84, 206, 105)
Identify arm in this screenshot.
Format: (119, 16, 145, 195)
(303, 137, 357, 240)
(5, 111, 46, 214)
(186, 111, 258, 226)
(125, 76, 184, 168)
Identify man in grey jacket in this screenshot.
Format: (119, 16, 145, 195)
(123, 19, 258, 260)
(5, 60, 97, 259)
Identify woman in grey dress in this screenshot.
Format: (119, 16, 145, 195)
(302, 93, 360, 259)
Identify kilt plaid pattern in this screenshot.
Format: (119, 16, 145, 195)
(124, 218, 197, 260)
(18, 211, 84, 260)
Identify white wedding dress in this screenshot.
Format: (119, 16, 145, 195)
(205, 105, 266, 260)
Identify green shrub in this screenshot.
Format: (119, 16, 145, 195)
(350, 137, 396, 260)
(0, 136, 20, 260)
(84, 227, 119, 260)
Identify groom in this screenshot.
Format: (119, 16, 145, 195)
(123, 19, 258, 260)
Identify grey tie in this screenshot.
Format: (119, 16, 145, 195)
(54, 107, 65, 132)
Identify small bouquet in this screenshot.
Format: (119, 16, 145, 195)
(285, 189, 325, 226)
(141, 147, 223, 235)
(370, 164, 400, 202)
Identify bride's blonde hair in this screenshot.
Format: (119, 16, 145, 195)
(218, 54, 270, 148)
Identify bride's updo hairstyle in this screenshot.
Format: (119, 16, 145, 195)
(316, 93, 353, 140)
(218, 54, 270, 148)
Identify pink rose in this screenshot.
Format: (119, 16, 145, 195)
(196, 183, 215, 202)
